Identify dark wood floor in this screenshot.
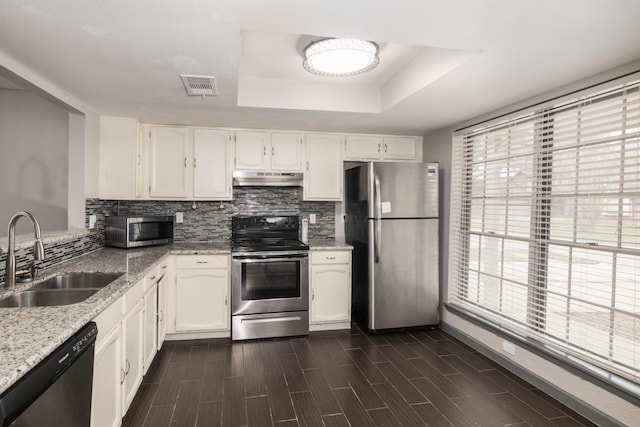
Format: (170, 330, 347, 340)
(122, 325, 597, 427)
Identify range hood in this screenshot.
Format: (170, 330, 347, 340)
(232, 171, 303, 187)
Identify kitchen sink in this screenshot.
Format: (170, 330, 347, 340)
(0, 272, 123, 308)
(0, 289, 100, 308)
(30, 272, 123, 290)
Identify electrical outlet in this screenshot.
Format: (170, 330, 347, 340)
(502, 340, 516, 356)
(176, 212, 184, 223)
(88, 214, 97, 229)
(309, 213, 316, 224)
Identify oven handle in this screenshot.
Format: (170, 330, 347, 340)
(232, 252, 309, 261)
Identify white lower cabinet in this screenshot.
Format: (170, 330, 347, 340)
(91, 262, 169, 426)
(142, 281, 158, 374)
(122, 296, 144, 412)
(92, 311, 123, 427)
(309, 250, 352, 330)
(174, 255, 230, 333)
(156, 258, 171, 349)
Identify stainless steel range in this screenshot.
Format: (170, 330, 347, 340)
(231, 216, 309, 341)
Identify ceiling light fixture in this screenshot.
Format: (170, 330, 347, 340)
(303, 38, 380, 77)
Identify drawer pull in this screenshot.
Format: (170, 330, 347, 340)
(241, 316, 301, 324)
(150, 275, 156, 280)
(326, 256, 336, 260)
(196, 261, 208, 264)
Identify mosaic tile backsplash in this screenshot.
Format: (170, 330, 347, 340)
(109, 187, 335, 242)
(0, 188, 334, 283)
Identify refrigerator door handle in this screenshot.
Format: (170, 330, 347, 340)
(374, 174, 381, 263)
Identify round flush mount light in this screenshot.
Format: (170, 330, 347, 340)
(303, 38, 380, 77)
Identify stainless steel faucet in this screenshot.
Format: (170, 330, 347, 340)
(4, 211, 46, 288)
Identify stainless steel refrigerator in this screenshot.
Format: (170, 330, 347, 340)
(345, 162, 439, 331)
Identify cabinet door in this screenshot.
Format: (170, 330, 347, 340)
(99, 116, 139, 200)
(235, 130, 267, 170)
(157, 273, 168, 350)
(149, 127, 190, 197)
(193, 128, 232, 199)
(270, 132, 303, 172)
(310, 263, 351, 323)
(344, 135, 383, 160)
(143, 284, 158, 374)
(122, 299, 144, 412)
(303, 134, 343, 201)
(175, 269, 229, 331)
(91, 323, 122, 427)
(382, 136, 418, 160)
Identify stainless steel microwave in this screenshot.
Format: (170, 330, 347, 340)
(105, 216, 174, 248)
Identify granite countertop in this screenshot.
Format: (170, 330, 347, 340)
(308, 239, 353, 250)
(0, 242, 230, 395)
(0, 239, 347, 395)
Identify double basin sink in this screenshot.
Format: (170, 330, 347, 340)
(0, 272, 123, 308)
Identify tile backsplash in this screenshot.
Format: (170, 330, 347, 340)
(0, 188, 335, 283)
(107, 187, 335, 241)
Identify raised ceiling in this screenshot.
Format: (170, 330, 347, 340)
(0, 0, 639, 135)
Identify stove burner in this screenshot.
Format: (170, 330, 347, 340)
(231, 216, 307, 253)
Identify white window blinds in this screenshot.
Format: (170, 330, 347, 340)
(449, 79, 640, 383)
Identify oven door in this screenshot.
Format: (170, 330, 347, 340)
(231, 251, 309, 315)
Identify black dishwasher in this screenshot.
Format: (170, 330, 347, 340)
(0, 322, 97, 427)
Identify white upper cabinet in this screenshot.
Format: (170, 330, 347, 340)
(145, 126, 232, 200)
(344, 134, 422, 162)
(235, 130, 268, 170)
(344, 134, 383, 160)
(382, 136, 419, 160)
(193, 128, 233, 199)
(235, 130, 303, 172)
(270, 131, 303, 171)
(304, 133, 343, 201)
(148, 127, 191, 198)
(99, 116, 142, 200)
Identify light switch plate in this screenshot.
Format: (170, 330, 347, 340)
(309, 213, 316, 224)
(176, 212, 184, 223)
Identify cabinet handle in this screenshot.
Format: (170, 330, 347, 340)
(158, 310, 164, 322)
(384, 144, 388, 153)
(120, 368, 126, 384)
(162, 265, 167, 269)
(272, 146, 275, 156)
(377, 143, 380, 153)
(326, 256, 336, 260)
(184, 157, 187, 168)
(312, 291, 314, 300)
(263, 146, 266, 156)
(196, 261, 208, 264)
(150, 275, 156, 280)
(194, 158, 197, 168)
(137, 154, 142, 165)
(306, 161, 309, 171)
(125, 359, 131, 375)
(224, 296, 228, 306)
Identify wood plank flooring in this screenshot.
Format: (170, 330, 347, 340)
(122, 325, 597, 427)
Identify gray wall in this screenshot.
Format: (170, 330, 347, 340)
(0, 89, 69, 235)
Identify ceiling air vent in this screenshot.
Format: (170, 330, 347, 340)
(180, 74, 218, 97)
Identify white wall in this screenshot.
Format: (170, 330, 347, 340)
(0, 89, 69, 235)
(425, 59, 640, 425)
(83, 110, 100, 199)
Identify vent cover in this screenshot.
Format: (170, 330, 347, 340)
(180, 74, 218, 96)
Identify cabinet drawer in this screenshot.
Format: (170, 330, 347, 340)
(94, 296, 123, 345)
(176, 255, 228, 269)
(311, 250, 351, 265)
(144, 265, 161, 292)
(124, 279, 144, 313)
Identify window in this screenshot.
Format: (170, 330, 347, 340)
(449, 79, 640, 383)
